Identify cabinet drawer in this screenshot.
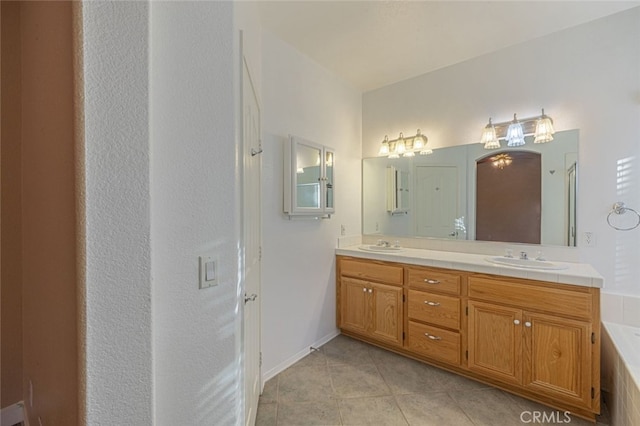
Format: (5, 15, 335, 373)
(407, 290, 460, 330)
(407, 321, 460, 365)
(340, 258, 403, 285)
(407, 267, 461, 295)
(468, 277, 592, 319)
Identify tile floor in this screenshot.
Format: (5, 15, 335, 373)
(256, 334, 610, 426)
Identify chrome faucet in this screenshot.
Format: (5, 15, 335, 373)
(520, 251, 528, 260)
(376, 240, 390, 247)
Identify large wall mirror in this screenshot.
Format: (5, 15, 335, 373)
(362, 129, 578, 246)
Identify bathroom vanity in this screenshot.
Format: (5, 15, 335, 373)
(335, 246, 602, 421)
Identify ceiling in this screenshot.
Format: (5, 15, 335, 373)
(257, 1, 640, 91)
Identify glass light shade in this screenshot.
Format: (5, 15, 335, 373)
(378, 135, 390, 156)
(403, 150, 415, 157)
(506, 115, 525, 147)
(534, 115, 555, 144)
(395, 136, 406, 155)
(481, 119, 500, 150)
(413, 130, 427, 150)
(296, 167, 304, 174)
(419, 148, 433, 155)
(388, 152, 400, 159)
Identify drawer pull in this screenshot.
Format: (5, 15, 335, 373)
(424, 332, 442, 341)
(424, 300, 441, 307)
(424, 279, 441, 284)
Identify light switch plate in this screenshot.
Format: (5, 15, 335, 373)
(199, 255, 218, 289)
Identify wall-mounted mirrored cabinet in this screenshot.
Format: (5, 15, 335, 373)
(284, 135, 335, 217)
(386, 166, 409, 214)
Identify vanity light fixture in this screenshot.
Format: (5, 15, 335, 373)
(377, 129, 431, 158)
(398, 133, 415, 157)
(481, 118, 500, 150)
(378, 135, 390, 156)
(481, 109, 555, 149)
(534, 109, 554, 143)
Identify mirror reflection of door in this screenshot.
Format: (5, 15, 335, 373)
(415, 166, 458, 238)
(476, 151, 541, 244)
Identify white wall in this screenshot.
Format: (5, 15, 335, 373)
(81, 2, 153, 424)
(261, 30, 362, 378)
(363, 8, 640, 312)
(83, 1, 245, 425)
(150, 2, 242, 425)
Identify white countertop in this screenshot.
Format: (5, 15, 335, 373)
(336, 245, 603, 288)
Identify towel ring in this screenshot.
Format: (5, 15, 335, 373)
(606, 202, 640, 231)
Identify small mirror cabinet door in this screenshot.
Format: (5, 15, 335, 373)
(325, 149, 335, 213)
(294, 141, 323, 211)
(285, 135, 335, 216)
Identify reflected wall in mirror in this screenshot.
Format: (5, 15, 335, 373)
(362, 129, 578, 246)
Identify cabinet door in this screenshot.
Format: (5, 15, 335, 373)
(370, 283, 403, 346)
(324, 148, 334, 213)
(293, 140, 323, 212)
(285, 136, 335, 216)
(340, 278, 370, 335)
(523, 312, 592, 408)
(468, 300, 522, 385)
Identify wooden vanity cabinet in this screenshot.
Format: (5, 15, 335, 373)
(468, 276, 598, 413)
(336, 255, 601, 421)
(338, 259, 403, 347)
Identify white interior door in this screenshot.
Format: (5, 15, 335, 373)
(415, 166, 458, 238)
(242, 45, 262, 426)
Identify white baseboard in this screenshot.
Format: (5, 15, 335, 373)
(1, 401, 26, 426)
(262, 329, 340, 383)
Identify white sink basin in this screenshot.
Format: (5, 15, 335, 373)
(485, 256, 568, 270)
(359, 245, 404, 252)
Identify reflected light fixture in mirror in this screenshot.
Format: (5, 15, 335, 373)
(481, 109, 555, 149)
(491, 153, 513, 169)
(506, 114, 525, 147)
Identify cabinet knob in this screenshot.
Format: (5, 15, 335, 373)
(514, 319, 521, 325)
(368, 288, 373, 293)
(424, 332, 442, 341)
(424, 279, 440, 284)
(525, 321, 532, 327)
(424, 300, 441, 307)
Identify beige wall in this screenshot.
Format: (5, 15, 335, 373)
(1, 2, 78, 424)
(1, 0, 24, 408)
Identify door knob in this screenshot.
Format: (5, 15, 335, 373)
(244, 293, 258, 303)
